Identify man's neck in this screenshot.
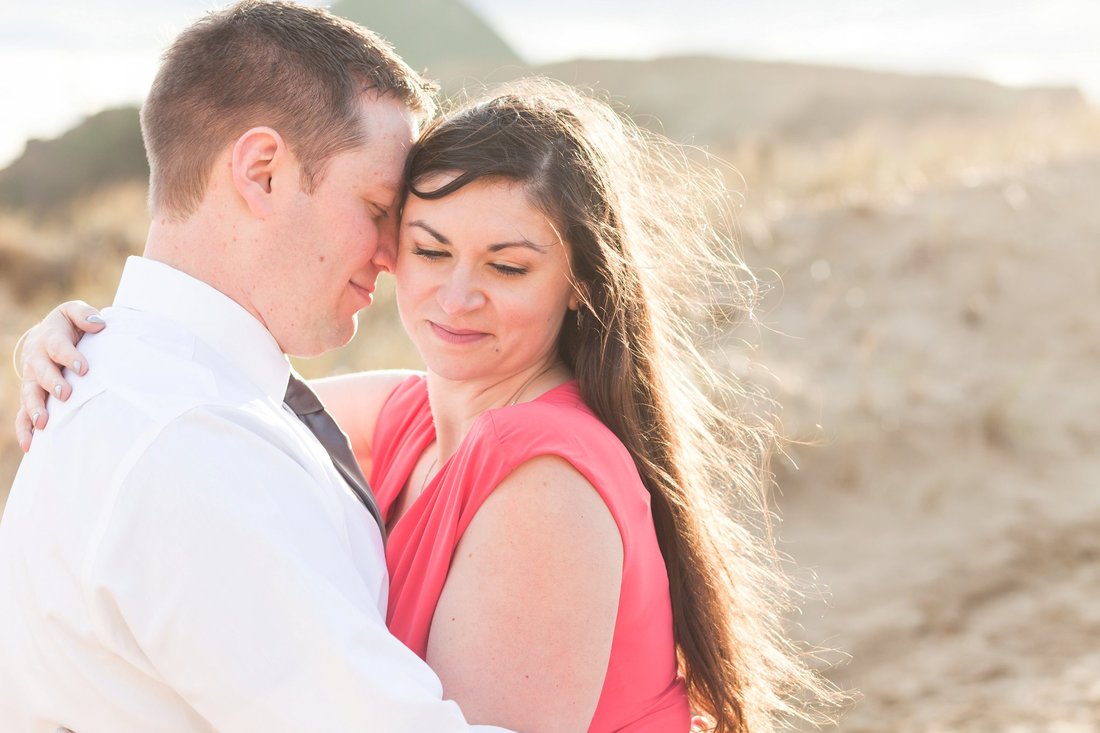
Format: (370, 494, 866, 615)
(143, 214, 262, 333)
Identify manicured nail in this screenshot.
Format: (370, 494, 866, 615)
(32, 411, 41, 427)
(86, 314, 106, 325)
(55, 384, 63, 399)
(73, 359, 82, 373)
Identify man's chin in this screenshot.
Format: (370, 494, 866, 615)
(281, 317, 357, 358)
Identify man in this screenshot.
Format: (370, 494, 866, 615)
(0, 2, 511, 731)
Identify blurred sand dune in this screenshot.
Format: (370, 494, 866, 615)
(752, 153, 1100, 730)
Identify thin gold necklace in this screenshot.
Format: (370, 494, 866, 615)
(417, 455, 439, 494)
(506, 362, 559, 407)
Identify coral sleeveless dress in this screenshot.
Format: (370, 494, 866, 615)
(370, 375, 690, 731)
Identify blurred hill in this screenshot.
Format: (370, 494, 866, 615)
(537, 56, 1087, 147)
(0, 107, 146, 217)
(331, 0, 526, 89)
(0, 53, 1087, 215)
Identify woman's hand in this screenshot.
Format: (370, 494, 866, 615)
(14, 301, 106, 452)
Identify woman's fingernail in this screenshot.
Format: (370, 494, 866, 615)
(86, 314, 106, 325)
(73, 359, 82, 373)
(55, 384, 63, 399)
(32, 411, 41, 427)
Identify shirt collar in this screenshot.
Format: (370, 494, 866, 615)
(112, 256, 291, 402)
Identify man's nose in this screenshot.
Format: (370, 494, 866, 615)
(371, 220, 398, 273)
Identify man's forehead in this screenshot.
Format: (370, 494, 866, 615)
(353, 90, 418, 133)
(348, 100, 416, 195)
(359, 157, 406, 203)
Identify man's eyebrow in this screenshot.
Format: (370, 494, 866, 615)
(363, 183, 401, 212)
(408, 220, 450, 245)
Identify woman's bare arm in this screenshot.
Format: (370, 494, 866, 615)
(426, 455, 623, 732)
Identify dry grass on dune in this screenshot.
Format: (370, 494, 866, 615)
(724, 105, 1100, 210)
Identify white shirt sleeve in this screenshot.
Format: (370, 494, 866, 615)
(83, 406, 511, 733)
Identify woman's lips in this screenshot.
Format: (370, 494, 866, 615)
(429, 321, 489, 345)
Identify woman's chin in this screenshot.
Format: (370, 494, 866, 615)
(421, 359, 488, 384)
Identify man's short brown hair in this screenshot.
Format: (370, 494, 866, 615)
(141, 0, 436, 219)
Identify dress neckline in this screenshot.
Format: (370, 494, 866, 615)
(387, 378, 579, 533)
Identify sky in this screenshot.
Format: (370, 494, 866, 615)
(2, 0, 1098, 167)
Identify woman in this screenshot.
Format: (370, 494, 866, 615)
(14, 79, 834, 731)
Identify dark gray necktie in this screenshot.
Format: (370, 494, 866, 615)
(284, 374, 385, 539)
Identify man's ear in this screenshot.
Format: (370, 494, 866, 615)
(231, 126, 289, 218)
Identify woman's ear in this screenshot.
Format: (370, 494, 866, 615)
(231, 126, 288, 218)
(569, 281, 590, 312)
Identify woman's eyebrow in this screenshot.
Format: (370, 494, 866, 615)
(487, 239, 549, 253)
(409, 220, 550, 254)
(408, 220, 449, 244)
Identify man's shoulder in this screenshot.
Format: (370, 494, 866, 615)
(61, 306, 267, 426)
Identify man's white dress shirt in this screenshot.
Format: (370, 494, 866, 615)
(0, 257, 509, 733)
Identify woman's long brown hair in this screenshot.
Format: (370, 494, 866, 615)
(405, 79, 841, 731)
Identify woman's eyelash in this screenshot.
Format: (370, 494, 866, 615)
(412, 246, 447, 260)
(412, 246, 527, 276)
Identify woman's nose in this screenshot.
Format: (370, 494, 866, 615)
(436, 270, 487, 315)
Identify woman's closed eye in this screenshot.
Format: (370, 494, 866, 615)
(412, 246, 528, 277)
(491, 263, 527, 277)
(412, 246, 448, 261)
